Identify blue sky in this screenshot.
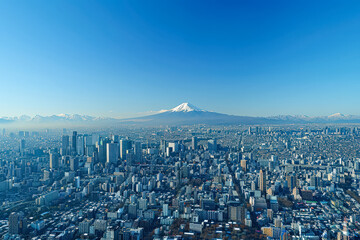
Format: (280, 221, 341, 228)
(0, 1, 360, 118)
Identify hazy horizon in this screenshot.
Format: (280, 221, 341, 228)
(0, 102, 359, 119)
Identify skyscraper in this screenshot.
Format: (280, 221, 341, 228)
(70, 157, 79, 171)
(76, 135, 85, 156)
(9, 212, 19, 234)
(97, 138, 111, 164)
(107, 142, 119, 164)
(192, 136, 198, 150)
(120, 139, 131, 160)
(241, 160, 247, 172)
(72, 131, 77, 155)
(260, 169, 266, 193)
(19, 139, 26, 156)
(50, 153, 59, 169)
(61, 135, 70, 155)
(134, 141, 142, 162)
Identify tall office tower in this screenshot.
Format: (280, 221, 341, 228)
(76, 135, 85, 155)
(286, 175, 296, 191)
(120, 139, 131, 160)
(70, 157, 79, 171)
(84, 134, 92, 147)
(259, 169, 266, 193)
(19, 139, 26, 156)
(86, 145, 95, 157)
(107, 142, 119, 164)
(160, 140, 167, 154)
(192, 136, 198, 150)
(72, 131, 77, 154)
(241, 160, 247, 172)
(310, 175, 318, 188)
(50, 153, 59, 169)
(208, 139, 217, 152)
(134, 142, 142, 162)
(8, 212, 19, 234)
(61, 135, 70, 155)
(84, 135, 95, 156)
(97, 138, 110, 164)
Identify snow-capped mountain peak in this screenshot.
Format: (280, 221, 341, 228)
(170, 103, 204, 112)
(328, 113, 345, 118)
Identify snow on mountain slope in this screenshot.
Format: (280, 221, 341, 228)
(170, 103, 204, 112)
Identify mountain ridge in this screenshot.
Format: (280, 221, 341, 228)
(1, 103, 360, 126)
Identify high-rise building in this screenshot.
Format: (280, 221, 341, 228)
(286, 175, 296, 191)
(310, 176, 318, 188)
(72, 131, 77, 155)
(97, 138, 111, 164)
(9, 212, 19, 234)
(50, 153, 59, 169)
(76, 135, 85, 155)
(120, 139, 131, 160)
(208, 139, 217, 152)
(79, 219, 90, 234)
(260, 169, 266, 193)
(241, 160, 247, 172)
(192, 136, 198, 150)
(19, 139, 26, 156)
(228, 204, 246, 223)
(134, 141, 142, 162)
(163, 203, 169, 217)
(107, 142, 119, 164)
(84, 134, 92, 147)
(160, 140, 166, 154)
(70, 157, 79, 171)
(61, 135, 70, 155)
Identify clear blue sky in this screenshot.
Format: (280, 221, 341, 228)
(1, 1, 360, 118)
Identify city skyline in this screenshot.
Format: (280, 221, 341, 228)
(1, 1, 360, 117)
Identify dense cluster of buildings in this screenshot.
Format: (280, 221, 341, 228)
(1, 125, 360, 239)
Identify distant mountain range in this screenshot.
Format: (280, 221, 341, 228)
(2, 103, 360, 127)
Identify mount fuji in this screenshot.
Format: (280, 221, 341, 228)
(126, 103, 274, 125)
